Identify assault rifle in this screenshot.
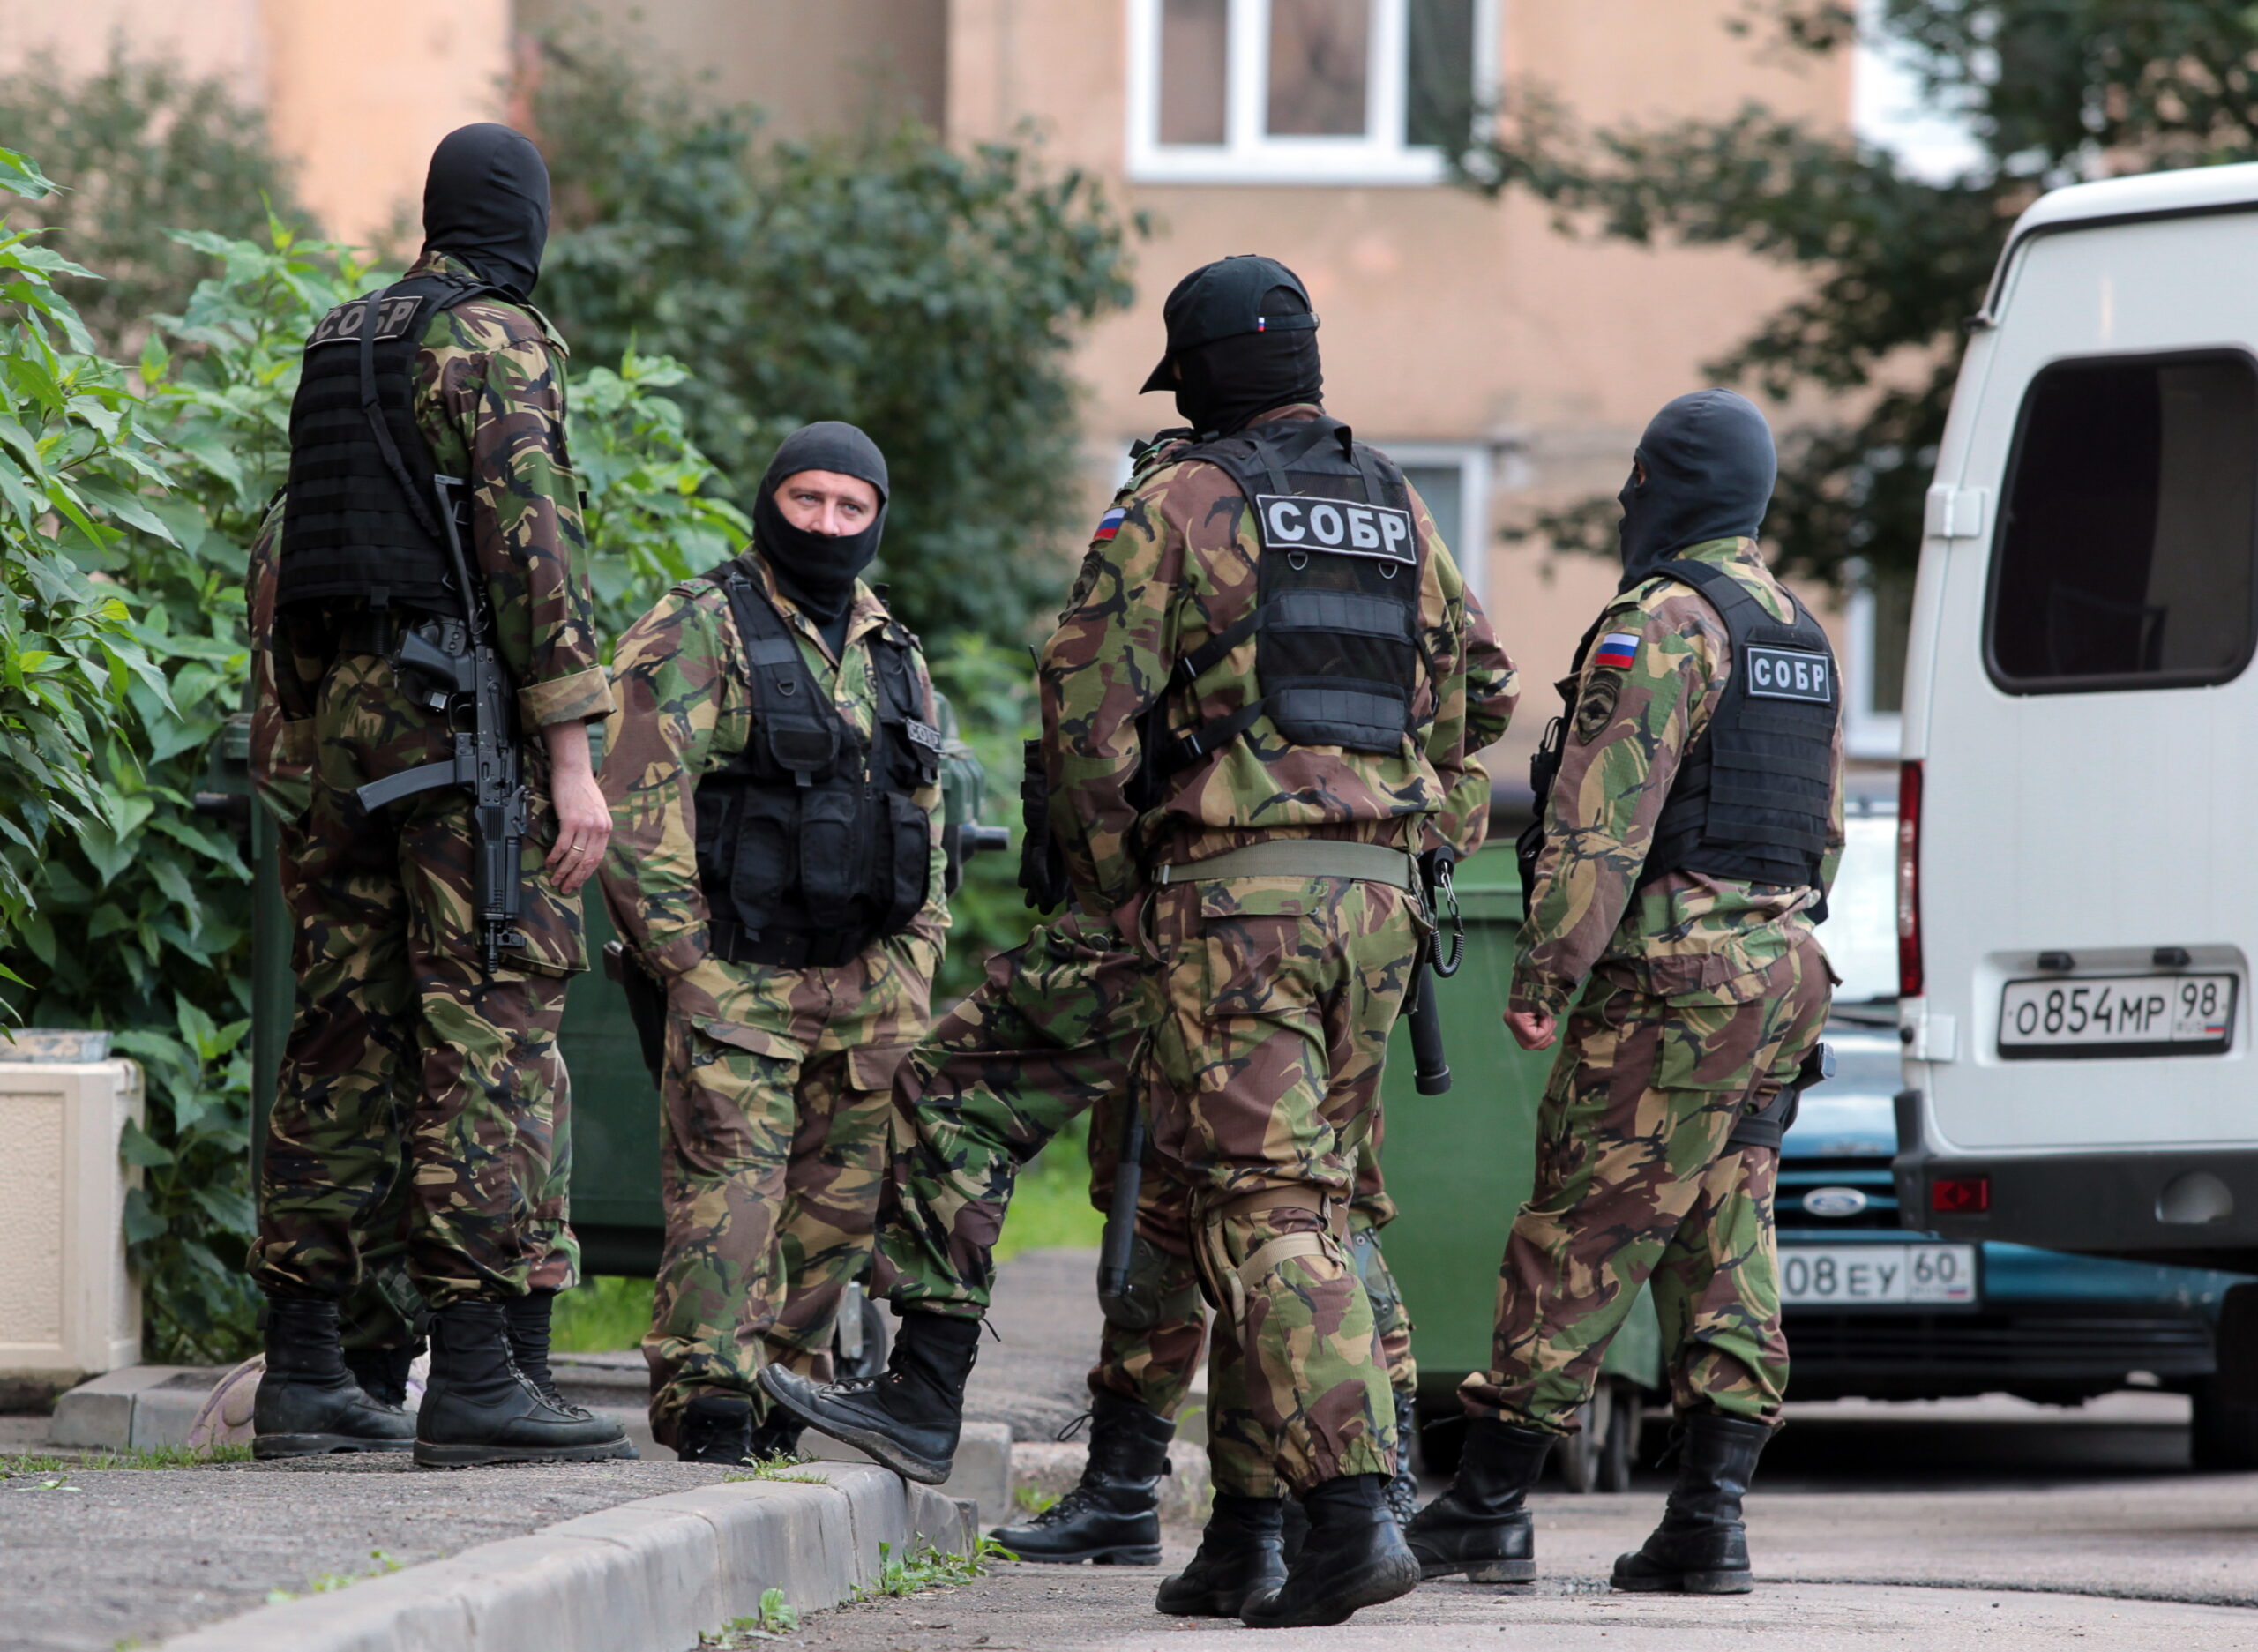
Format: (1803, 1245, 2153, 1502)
(354, 474, 530, 975)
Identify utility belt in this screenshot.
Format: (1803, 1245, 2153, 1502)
(332, 602, 456, 660)
(1153, 838, 1417, 890)
(707, 919, 868, 971)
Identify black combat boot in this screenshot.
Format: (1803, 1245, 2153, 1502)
(757, 1310, 979, 1484)
(1404, 1417, 1553, 1582)
(341, 1342, 420, 1409)
(1239, 1473, 1420, 1628)
(992, 1393, 1171, 1565)
(1385, 1388, 1421, 1528)
(252, 1298, 416, 1459)
(677, 1393, 756, 1464)
(414, 1300, 635, 1468)
(503, 1290, 567, 1408)
(1155, 1492, 1287, 1617)
(1611, 1411, 1772, 1595)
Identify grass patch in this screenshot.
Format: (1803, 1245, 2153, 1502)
(1011, 1484, 1058, 1515)
(700, 1585, 801, 1644)
(552, 1273, 656, 1353)
(265, 1550, 403, 1603)
(722, 1454, 827, 1484)
(1, 1443, 250, 1477)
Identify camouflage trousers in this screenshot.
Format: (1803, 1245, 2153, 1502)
(646, 946, 923, 1446)
(1143, 874, 1419, 1496)
(872, 911, 1153, 1318)
(250, 651, 585, 1313)
(1462, 931, 1831, 1431)
(1089, 1134, 1417, 1424)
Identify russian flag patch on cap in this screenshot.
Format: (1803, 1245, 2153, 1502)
(1094, 507, 1126, 542)
(1593, 631, 1641, 670)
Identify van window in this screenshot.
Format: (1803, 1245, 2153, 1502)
(1987, 352, 2258, 691)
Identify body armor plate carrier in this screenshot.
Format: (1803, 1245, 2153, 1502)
(1153, 415, 1426, 780)
(279, 272, 500, 611)
(1642, 557, 1839, 895)
(693, 560, 939, 969)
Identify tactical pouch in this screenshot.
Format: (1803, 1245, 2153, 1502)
(1728, 1040, 1833, 1151)
(795, 786, 867, 928)
(1016, 737, 1072, 912)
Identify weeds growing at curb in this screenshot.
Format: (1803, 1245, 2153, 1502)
(0, 1454, 67, 1476)
(700, 1586, 800, 1644)
(264, 1550, 403, 1603)
(1011, 1484, 1058, 1515)
(722, 1454, 826, 1484)
(852, 1536, 1015, 1603)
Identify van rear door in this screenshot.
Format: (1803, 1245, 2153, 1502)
(1903, 198, 2258, 1258)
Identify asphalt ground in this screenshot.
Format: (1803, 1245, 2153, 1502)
(5, 1248, 2255, 1650)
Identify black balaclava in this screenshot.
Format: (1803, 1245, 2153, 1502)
(422, 123, 551, 301)
(1172, 285, 1324, 437)
(751, 422, 890, 656)
(1616, 388, 1777, 592)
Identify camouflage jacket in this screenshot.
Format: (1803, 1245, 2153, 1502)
(1040, 406, 1519, 918)
(401, 249, 610, 730)
(596, 547, 950, 1062)
(1510, 537, 1847, 1021)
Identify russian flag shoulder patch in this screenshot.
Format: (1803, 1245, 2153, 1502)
(1093, 506, 1127, 542)
(1592, 631, 1641, 671)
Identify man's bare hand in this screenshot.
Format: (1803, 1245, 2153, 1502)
(1504, 1008, 1557, 1050)
(541, 722, 610, 895)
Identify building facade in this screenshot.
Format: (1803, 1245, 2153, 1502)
(3, 0, 1880, 776)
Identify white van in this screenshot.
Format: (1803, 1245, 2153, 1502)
(1895, 161, 2258, 1287)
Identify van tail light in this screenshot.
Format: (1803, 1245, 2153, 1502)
(1897, 759, 1924, 998)
(1932, 1174, 1991, 1214)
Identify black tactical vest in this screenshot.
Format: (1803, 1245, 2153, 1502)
(1154, 415, 1426, 779)
(692, 558, 941, 969)
(279, 272, 498, 611)
(1641, 557, 1839, 893)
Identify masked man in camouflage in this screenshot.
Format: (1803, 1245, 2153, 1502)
(1409, 389, 1843, 1595)
(246, 124, 630, 1467)
(765, 256, 1516, 1629)
(598, 422, 950, 1464)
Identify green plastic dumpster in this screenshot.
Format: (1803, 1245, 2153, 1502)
(1378, 849, 1661, 1491)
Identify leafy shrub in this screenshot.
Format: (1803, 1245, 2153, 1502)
(527, 26, 1143, 647)
(0, 146, 170, 965)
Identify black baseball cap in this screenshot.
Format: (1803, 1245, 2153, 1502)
(1139, 255, 1319, 392)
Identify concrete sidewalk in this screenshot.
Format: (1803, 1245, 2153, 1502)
(0, 1453, 970, 1652)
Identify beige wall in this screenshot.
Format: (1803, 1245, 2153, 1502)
(518, 0, 946, 137)
(947, 0, 1852, 782)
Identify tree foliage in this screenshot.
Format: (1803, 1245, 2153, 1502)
(0, 49, 299, 351)
(1455, 1, 2258, 587)
(525, 27, 1143, 646)
(0, 146, 171, 965)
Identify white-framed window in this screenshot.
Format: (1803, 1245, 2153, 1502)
(1125, 0, 1499, 187)
(1843, 557, 1910, 759)
(1392, 443, 1490, 603)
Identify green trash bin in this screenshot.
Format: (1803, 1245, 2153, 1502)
(1379, 849, 1661, 1491)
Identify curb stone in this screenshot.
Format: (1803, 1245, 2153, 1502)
(153, 1461, 975, 1652)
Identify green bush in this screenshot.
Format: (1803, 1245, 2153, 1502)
(528, 27, 1143, 647)
(0, 146, 171, 967)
